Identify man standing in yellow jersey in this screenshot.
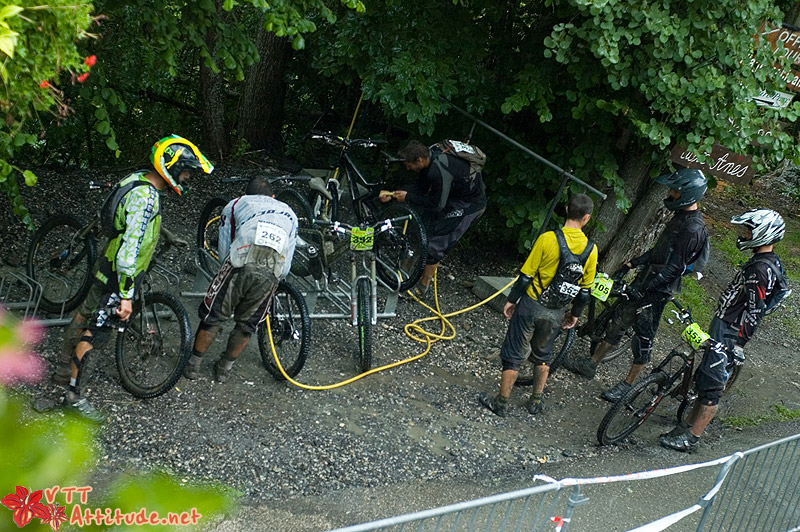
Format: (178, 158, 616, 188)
(479, 194, 597, 417)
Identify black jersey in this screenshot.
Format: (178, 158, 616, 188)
(715, 251, 781, 345)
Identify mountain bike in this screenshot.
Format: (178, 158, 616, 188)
(596, 299, 742, 446)
(515, 272, 632, 386)
(308, 214, 414, 372)
(194, 183, 311, 381)
(301, 131, 428, 292)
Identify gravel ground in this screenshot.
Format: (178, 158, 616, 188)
(3, 164, 800, 530)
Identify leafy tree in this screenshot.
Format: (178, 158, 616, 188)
(291, 0, 800, 262)
(0, 1, 95, 228)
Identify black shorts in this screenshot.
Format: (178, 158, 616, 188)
(499, 295, 563, 370)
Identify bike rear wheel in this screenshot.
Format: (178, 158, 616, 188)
(258, 281, 311, 380)
(116, 291, 191, 399)
(356, 278, 373, 372)
(515, 328, 576, 386)
(597, 371, 669, 445)
(276, 188, 315, 229)
(373, 203, 428, 292)
(27, 214, 97, 315)
(196, 197, 227, 276)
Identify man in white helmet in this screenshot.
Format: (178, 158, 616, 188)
(660, 208, 788, 452)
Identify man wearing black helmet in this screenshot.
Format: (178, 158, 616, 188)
(660, 209, 788, 452)
(568, 168, 709, 403)
(53, 135, 213, 422)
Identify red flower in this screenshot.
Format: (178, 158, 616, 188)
(84, 55, 97, 67)
(77, 72, 90, 83)
(40, 80, 50, 88)
(39, 503, 68, 531)
(0, 486, 48, 528)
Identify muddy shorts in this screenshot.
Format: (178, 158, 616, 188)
(499, 294, 564, 370)
(605, 293, 670, 365)
(695, 317, 738, 405)
(426, 207, 485, 264)
(198, 259, 279, 335)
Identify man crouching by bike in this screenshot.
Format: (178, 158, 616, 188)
(183, 177, 298, 384)
(54, 135, 213, 422)
(661, 209, 788, 452)
(567, 168, 709, 403)
(479, 194, 597, 417)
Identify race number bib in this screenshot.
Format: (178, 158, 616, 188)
(591, 273, 614, 301)
(558, 282, 580, 298)
(254, 221, 288, 252)
(350, 227, 374, 251)
(682, 322, 710, 350)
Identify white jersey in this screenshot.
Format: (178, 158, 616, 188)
(219, 195, 298, 278)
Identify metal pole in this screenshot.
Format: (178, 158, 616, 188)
(441, 98, 607, 200)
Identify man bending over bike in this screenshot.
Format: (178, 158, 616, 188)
(568, 168, 709, 403)
(479, 194, 597, 417)
(54, 135, 213, 421)
(383, 140, 487, 300)
(661, 209, 787, 452)
(183, 177, 298, 383)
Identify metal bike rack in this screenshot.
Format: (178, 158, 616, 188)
(0, 266, 73, 326)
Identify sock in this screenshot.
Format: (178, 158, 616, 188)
(219, 356, 235, 371)
(188, 351, 204, 366)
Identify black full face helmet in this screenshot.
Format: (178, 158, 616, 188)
(655, 168, 708, 210)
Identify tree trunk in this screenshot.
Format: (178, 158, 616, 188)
(588, 143, 655, 268)
(200, 0, 231, 161)
(237, 24, 291, 155)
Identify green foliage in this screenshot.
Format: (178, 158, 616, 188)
(723, 404, 800, 428)
(678, 276, 715, 329)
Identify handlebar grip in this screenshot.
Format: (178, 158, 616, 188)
(88, 181, 112, 190)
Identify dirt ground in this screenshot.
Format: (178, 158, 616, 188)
(3, 166, 800, 531)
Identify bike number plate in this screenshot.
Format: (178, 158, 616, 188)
(591, 273, 614, 301)
(350, 227, 374, 251)
(254, 221, 288, 252)
(682, 322, 710, 350)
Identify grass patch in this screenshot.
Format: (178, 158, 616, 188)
(713, 228, 743, 268)
(722, 404, 800, 428)
(678, 276, 715, 328)
(773, 216, 800, 283)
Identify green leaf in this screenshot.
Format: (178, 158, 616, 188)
(0, 5, 23, 20)
(96, 121, 111, 135)
(106, 137, 119, 151)
(22, 170, 37, 186)
(0, 32, 18, 58)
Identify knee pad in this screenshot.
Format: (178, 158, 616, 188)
(71, 349, 92, 389)
(86, 326, 113, 347)
(631, 334, 653, 365)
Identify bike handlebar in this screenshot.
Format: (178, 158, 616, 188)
(311, 131, 388, 149)
(88, 181, 113, 190)
(313, 215, 412, 234)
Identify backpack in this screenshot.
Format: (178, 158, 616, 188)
(432, 139, 487, 180)
(683, 216, 710, 280)
(99, 178, 159, 238)
(536, 228, 595, 309)
(750, 254, 791, 315)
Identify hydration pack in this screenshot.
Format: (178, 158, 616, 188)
(750, 254, 791, 315)
(99, 178, 159, 238)
(536, 228, 594, 309)
(431, 139, 486, 180)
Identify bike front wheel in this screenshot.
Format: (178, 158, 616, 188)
(356, 278, 373, 372)
(515, 328, 576, 386)
(258, 281, 311, 380)
(373, 203, 428, 292)
(196, 197, 227, 276)
(597, 371, 669, 446)
(116, 291, 191, 399)
(27, 214, 97, 315)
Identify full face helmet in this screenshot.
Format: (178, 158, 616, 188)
(150, 135, 214, 195)
(730, 209, 785, 251)
(655, 168, 708, 210)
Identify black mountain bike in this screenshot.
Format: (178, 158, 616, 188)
(515, 273, 632, 386)
(300, 131, 428, 292)
(597, 299, 742, 446)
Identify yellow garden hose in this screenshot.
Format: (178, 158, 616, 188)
(266, 273, 517, 390)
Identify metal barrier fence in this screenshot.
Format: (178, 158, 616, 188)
(329, 432, 800, 532)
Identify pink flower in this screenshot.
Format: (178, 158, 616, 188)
(84, 55, 97, 67)
(77, 72, 90, 83)
(0, 349, 46, 385)
(16, 319, 44, 345)
(40, 80, 50, 88)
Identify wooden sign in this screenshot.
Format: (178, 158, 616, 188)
(670, 143, 756, 185)
(759, 24, 800, 93)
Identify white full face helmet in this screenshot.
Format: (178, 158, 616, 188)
(730, 209, 785, 251)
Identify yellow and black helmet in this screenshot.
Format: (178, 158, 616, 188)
(150, 135, 214, 195)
